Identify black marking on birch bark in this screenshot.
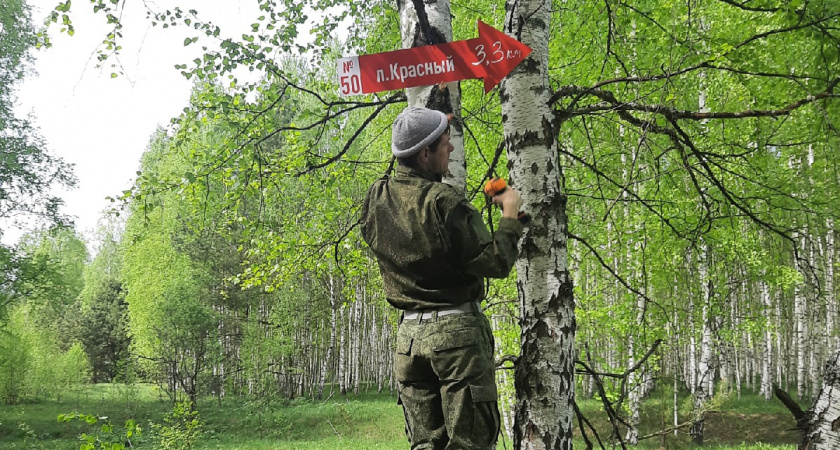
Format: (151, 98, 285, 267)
(499, 87, 510, 104)
(514, 129, 544, 148)
(542, 116, 555, 149)
(541, 431, 554, 450)
(556, 192, 567, 209)
(409, 0, 446, 47)
(548, 292, 561, 312)
(519, 57, 541, 74)
(424, 85, 458, 131)
(504, 2, 517, 32)
(520, 235, 542, 257)
(523, 16, 548, 33)
(534, 320, 552, 339)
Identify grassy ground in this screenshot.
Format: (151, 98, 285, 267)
(0, 383, 804, 449)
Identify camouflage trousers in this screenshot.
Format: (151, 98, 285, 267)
(395, 310, 501, 450)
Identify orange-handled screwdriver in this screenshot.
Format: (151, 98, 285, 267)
(483, 177, 530, 224)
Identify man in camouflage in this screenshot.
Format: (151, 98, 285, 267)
(361, 106, 524, 449)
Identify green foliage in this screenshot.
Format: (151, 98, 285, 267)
(34, 1, 840, 448)
(58, 412, 141, 450)
(0, 386, 800, 449)
(0, 0, 76, 239)
(0, 303, 93, 404)
(149, 401, 202, 450)
(60, 342, 92, 390)
(78, 225, 129, 383)
(0, 228, 92, 404)
(0, 308, 30, 404)
(79, 278, 129, 383)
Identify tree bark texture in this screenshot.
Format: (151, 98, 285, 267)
(397, 0, 466, 193)
(500, 1, 576, 448)
(800, 344, 840, 450)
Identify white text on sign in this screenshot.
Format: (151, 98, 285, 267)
(472, 41, 524, 66)
(376, 59, 456, 83)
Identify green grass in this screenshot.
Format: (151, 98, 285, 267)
(0, 384, 803, 449)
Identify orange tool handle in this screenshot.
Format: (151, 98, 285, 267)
(483, 177, 509, 197)
(483, 177, 530, 224)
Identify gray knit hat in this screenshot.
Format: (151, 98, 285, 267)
(391, 106, 449, 158)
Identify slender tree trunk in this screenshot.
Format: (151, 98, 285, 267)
(795, 232, 809, 399)
(691, 242, 715, 445)
(761, 279, 774, 400)
(317, 275, 338, 399)
(688, 257, 698, 396)
(353, 296, 362, 395)
(827, 222, 837, 351)
(501, 2, 576, 447)
(378, 313, 388, 393)
(493, 314, 516, 444)
(397, 0, 465, 193)
(338, 304, 347, 395)
(625, 251, 646, 443)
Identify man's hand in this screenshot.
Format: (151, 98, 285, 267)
(492, 188, 523, 220)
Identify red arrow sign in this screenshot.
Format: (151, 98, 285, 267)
(337, 20, 532, 96)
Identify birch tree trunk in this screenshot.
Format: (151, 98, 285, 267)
(691, 242, 715, 445)
(688, 257, 698, 396)
(378, 313, 388, 393)
(397, 0, 465, 193)
(500, 2, 576, 448)
(827, 222, 837, 351)
(317, 275, 338, 399)
(338, 304, 347, 396)
(761, 279, 774, 400)
(799, 343, 840, 449)
(353, 297, 362, 395)
(809, 239, 821, 398)
(795, 232, 809, 399)
(625, 229, 645, 444)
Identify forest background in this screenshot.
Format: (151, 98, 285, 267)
(1, 0, 839, 449)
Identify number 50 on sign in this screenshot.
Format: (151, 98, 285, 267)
(338, 57, 363, 96)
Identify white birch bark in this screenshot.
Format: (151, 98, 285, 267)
(369, 304, 378, 392)
(800, 343, 840, 449)
(378, 313, 388, 393)
(397, 0, 465, 193)
(353, 297, 362, 395)
(338, 304, 347, 395)
(607, 221, 618, 373)
(699, 285, 715, 399)
(346, 302, 355, 392)
(317, 275, 338, 399)
(493, 315, 516, 444)
(761, 279, 774, 400)
(691, 242, 715, 444)
(500, 1, 575, 447)
(689, 277, 698, 395)
(777, 295, 784, 388)
(625, 232, 645, 444)
(795, 232, 809, 399)
(827, 221, 837, 351)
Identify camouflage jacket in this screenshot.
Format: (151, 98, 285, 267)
(361, 166, 523, 311)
